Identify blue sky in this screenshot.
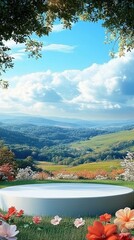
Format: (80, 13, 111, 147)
(1, 21, 134, 120)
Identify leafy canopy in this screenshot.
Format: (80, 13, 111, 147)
(0, 0, 134, 84)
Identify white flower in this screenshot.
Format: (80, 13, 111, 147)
(0, 220, 19, 240)
(15, 167, 36, 180)
(50, 216, 62, 225)
(119, 152, 134, 181)
(74, 218, 85, 228)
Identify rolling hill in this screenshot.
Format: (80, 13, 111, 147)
(0, 114, 134, 165)
(0, 123, 133, 165)
(69, 129, 134, 165)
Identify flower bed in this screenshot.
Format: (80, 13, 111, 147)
(0, 207, 134, 240)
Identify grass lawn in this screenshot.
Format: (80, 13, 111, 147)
(11, 215, 95, 240)
(0, 179, 134, 240)
(0, 179, 134, 189)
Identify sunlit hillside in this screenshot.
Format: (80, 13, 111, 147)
(37, 160, 121, 173)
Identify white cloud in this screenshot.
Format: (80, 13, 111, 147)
(52, 24, 64, 32)
(3, 39, 76, 65)
(3, 39, 26, 61)
(43, 44, 76, 53)
(52, 23, 74, 33)
(1, 50, 134, 119)
(3, 39, 25, 49)
(10, 52, 25, 60)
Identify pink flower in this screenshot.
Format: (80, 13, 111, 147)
(50, 216, 62, 225)
(74, 218, 85, 228)
(32, 216, 42, 224)
(0, 220, 19, 239)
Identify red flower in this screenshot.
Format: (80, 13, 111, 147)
(0, 207, 16, 221)
(32, 216, 42, 224)
(8, 207, 17, 216)
(86, 221, 119, 240)
(1, 213, 10, 221)
(0, 207, 24, 221)
(100, 213, 112, 223)
(119, 233, 134, 240)
(16, 210, 24, 217)
(0, 213, 7, 221)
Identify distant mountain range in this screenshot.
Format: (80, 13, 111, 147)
(0, 113, 134, 130)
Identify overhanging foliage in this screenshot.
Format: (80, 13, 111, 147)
(0, 0, 134, 80)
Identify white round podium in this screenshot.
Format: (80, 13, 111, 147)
(0, 183, 133, 217)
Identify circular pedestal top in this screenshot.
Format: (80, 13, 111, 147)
(0, 183, 133, 199)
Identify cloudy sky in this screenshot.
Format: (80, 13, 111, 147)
(1, 21, 134, 120)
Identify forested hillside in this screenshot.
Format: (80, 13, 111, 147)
(0, 120, 134, 165)
(0, 124, 107, 146)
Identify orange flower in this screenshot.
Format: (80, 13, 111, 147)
(100, 213, 112, 223)
(86, 221, 118, 240)
(114, 207, 134, 232)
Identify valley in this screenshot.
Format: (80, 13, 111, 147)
(0, 115, 134, 166)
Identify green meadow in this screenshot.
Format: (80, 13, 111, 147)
(71, 129, 134, 153)
(37, 128, 134, 167)
(37, 160, 121, 173)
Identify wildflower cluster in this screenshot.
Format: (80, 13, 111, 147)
(118, 152, 134, 181)
(0, 206, 134, 240)
(0, 207, 23, 239)
(55, 173, 78, 180)
(32, 171, 51, 180)
(0, 164, 15, 181)
(15, 167, 36, 180)
(15, 167, 54, 181)
(86, 208, 134, 240)
(0, 206, 24, 223)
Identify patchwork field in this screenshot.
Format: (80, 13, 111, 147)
(36, 129, 134, 179)
(37, 160, 121, 173)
